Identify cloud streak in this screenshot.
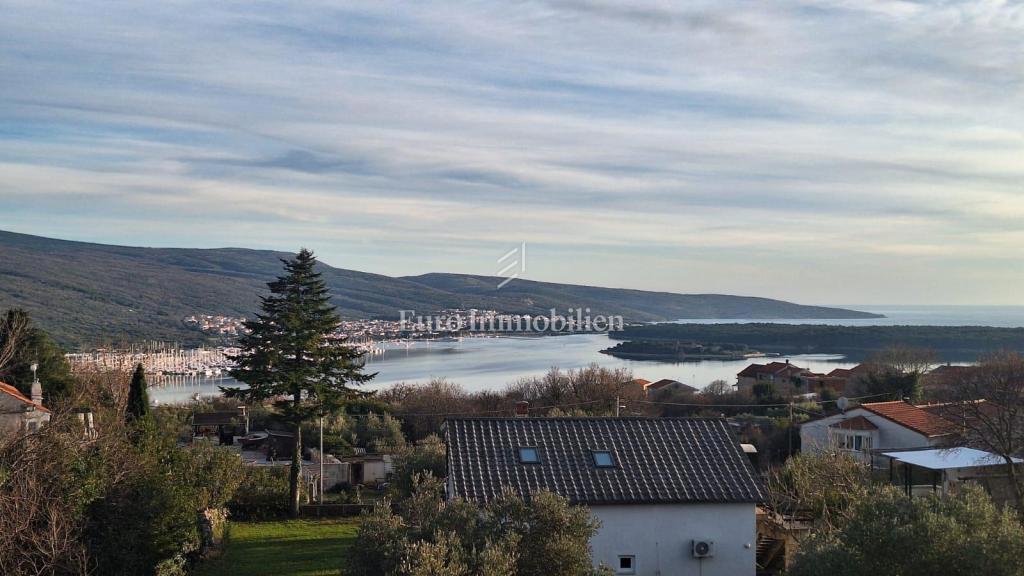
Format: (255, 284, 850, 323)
(1, 0, 1024, 304)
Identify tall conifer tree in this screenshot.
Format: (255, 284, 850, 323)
(126, 363, 150, 423)
(225, 249, 373, 515)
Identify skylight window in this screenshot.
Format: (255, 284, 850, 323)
(518, 447, 540, 463)
(593, 450, 616, 468)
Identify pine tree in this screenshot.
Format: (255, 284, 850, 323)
(126, 363, 150, 423)
(224, 249, 374, 516)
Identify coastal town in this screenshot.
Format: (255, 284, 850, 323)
(4, 1, 1023, 575)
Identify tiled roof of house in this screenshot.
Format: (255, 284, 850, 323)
(645, 379, 697, 392)
(829, 415, 877, 431)
(737, 361, 804, 378)
(0, 382, 50, 413)
(444, 417, 765, 505)
(928, 364, 974, 376)
(828, 363, 874, 378)
(860, 401, 953, 438)
(633, 378, 652, 387)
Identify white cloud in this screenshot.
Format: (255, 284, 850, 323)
(1, 0, 1023, 304)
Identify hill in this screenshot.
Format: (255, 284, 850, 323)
(404, 273, 879, 322)
(0, 230, 880, 348)
(611, 323, 1024, 360)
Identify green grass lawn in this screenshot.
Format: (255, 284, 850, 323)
(195, 519, 359, 576)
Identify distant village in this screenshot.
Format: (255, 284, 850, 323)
(185, 309, 544, 342)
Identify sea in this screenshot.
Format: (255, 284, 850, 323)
(147, 305, 1024, 404)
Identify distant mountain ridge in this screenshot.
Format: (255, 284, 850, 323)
(0, 230, 880, 348)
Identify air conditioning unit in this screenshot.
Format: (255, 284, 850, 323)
(692, 540, 715, 559)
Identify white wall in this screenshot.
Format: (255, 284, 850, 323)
(0, 395, 49, 436)
(800, 408, 932, 458)
(589, 503, 756, 576)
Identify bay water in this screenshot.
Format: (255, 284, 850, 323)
(148, 305, 1024, 404)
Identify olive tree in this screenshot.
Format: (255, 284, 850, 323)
(790, 484, 1024, 576)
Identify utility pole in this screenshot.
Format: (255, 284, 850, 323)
(615, 396, 620, 417)
(319, 412, 324, 505)
(788, 401, 794, 457)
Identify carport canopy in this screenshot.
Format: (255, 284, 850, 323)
(882, 447, 1022, 471)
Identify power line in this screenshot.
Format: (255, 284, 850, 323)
(629, 391, 897, 410)
(252, 391, 901, 419)
(388, 398, 607, 418)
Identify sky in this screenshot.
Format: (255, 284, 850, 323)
(1, 1, 1023, 306)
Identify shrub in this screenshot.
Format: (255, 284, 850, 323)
(347, 498, 408, 576)
(390, 434, 447, 498)
(227, 466, 292, 520)
(790, 484, 1024, 576)
(349, 476, 602, 576)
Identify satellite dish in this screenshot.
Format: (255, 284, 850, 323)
(837, 397, 850, 412)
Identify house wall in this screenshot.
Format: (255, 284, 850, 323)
(735, 376, 757, 394)
(589, 503, 756, 576)
(362, 460, 387, 484)
(0, 395, 49, 436)
(800, 408, 932, 462)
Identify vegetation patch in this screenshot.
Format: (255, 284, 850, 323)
(195, 519, 359, 576)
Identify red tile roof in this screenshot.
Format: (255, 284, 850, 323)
(829, 415, 878, 431)
(737, 362, 805, 378)
(860, 401, 952, 437)
(634, 378, 652, 387)
(827, 364, 873, 378)
(646, 379, 697, 392)
(0, 381, 50, 414)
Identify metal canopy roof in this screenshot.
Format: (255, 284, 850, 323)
(882, 448, 1022, 471)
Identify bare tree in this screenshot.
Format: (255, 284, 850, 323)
(867, 345, 937, 376)
(766, 451, 872, 539)
(0, 309, 31, 376)
(702, 379, 732, 397)
(936, 351, 1024, 514)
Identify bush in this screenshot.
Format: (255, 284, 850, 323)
(390, 435, 447, 498)
(228, 466, 292, 520)
(790, 484, 1024, 576)
(87, 423, 249, 575)
(347, 498, 408, 576)
(349, 474, 602, 576)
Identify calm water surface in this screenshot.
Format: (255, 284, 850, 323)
(148, 305, 1024, 404)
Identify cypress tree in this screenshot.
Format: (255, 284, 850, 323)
(126, 363, 150, 423)
(224, 248, 374, 516)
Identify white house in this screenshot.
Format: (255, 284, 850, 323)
(444, 417, 765, 576)
(800, 401, 955, 465)
(0, 380, 50, 435)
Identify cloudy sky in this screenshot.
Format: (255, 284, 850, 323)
(2, 1, 1023, 305)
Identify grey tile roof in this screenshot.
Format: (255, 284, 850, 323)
(444, 417, 765, 505)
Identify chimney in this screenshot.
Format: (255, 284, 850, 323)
(514, 401, 529, 418)
(30, 367, 43, 406)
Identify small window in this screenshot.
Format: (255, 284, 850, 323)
(518, 447, 540, 464)
(593, 450, 615, 468)
(617, 555, 635, 574)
